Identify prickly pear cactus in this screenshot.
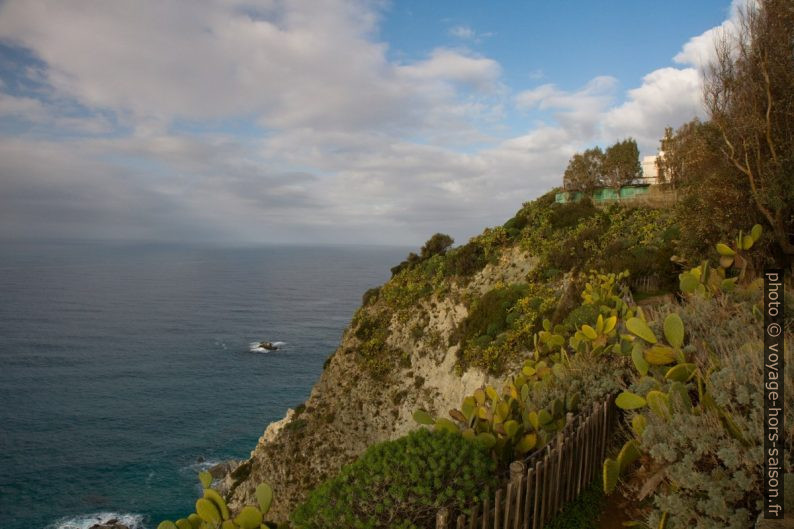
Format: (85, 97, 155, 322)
(159, 473, 274, 529)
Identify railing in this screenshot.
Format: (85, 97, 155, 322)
(435, 394, 618, 529)
(593, 190, 677, 209)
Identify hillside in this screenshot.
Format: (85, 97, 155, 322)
(219, 191, 789, 524)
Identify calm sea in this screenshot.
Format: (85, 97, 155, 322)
(0, 241, 407, 529)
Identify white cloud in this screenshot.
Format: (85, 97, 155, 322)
(448, 25, 493, 42)
(515, 76, 618, 138)
(396, 48, 501, 92)
(0, 0, 746, 245)
(449, 25, 475, 39)
(603, 68, 704, 151)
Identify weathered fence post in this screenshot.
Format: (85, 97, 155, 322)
(523, 467, 533, 529)
(436, 507, 449, 529)
(469, 503, 479, 529)
(504, 482, 513, 529)
(494, 488, 503, 529)
(510, 461, 526, 529)
(531, 460, 542, 529)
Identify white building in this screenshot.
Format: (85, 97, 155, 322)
(639, 154, 661, 185)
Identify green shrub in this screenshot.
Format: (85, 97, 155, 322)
(453, 284, 529, 345)
(362, 287, 381, 306)
(420, 233, 454, 260)
(547, 197, 597, 230)
(290, 429, 497, 529)
(351, 309, 396, 379)
(563, 303, 600, 331)
(390, 234, 454, 277)
(447, 241, 487, 277)
(455, 282, 558, 374)
(543, 484, 605, 529)
(545, 224, 607, 272)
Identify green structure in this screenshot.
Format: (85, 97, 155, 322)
(555, 184, 652, 204)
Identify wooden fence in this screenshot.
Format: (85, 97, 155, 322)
(631, 275, 660, 293)
(435, 394, 618, 529)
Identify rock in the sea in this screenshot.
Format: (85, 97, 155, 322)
(89, 519, 130, 529)
(208, 459, 239, 479)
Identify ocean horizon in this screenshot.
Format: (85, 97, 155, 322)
(0, 241, 408, 529)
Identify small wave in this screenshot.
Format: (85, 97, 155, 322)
(50, 512, 145, 529)
(182, 459, 223, 474)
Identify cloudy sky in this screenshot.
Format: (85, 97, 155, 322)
(0, 0, 741, 246)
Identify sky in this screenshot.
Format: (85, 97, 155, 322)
(0, 0, 744, 246)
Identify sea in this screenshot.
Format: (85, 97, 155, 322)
(0, 241, 408, 529)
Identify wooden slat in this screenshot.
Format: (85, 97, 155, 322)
(513, 474, 524, 529)
(575, 417, 582, 491)
(482, 495, 490, 529)
(531, 460, 542, 529)
(566, 430, 575, 504)
(436, 507, 449, 529)
(593, 400, 604, 477)
(469, 503, 479, 529)
(540, 452, 551, 525)
(494, 488, 503, 529)
(503, 482, 513, 529)
(587, 403, 594, 485)
(601, 400, 609, 463)
(555, 432, 564, 514)
(457, 514, 466, 529)
(523, 468, 533, 529)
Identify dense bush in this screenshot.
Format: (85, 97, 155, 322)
(542, 484, 605, 529)
(446, 241, 487, 277)
(545, 224, 607, 272)
(454, 281, 558, 374)
(454, 284, 529, 344)
(351, 309, 396, 379)
(291, 429, 497, 529)
(420, 233, 454, 260)
(362, 287, 381, 306)
(390, 234, 454, 277)
(547, 197, 597, 230)
(503, 210, 529, 239)
(562, 303, 601, 332)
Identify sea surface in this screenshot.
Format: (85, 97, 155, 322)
(0, 241, 407, 529)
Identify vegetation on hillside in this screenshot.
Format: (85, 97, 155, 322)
(291, 429, 497, 529)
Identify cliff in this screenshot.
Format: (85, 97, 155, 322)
(223, 192, 676, 521)
(225, 244, 539, 521)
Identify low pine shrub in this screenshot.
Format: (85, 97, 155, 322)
(290, 429, 497, 529)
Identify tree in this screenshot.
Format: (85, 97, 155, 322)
(704, 0, 794, 261)
(602, 138, 642, 189)
(420, 233, 454, 260)
(390, 233, 454, 276)
(657, 120, 710, 188)
(664, 118, 763, 261)
(563, 147, 604, 194)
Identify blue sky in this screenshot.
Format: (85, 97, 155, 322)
(0, 0, 740, 245)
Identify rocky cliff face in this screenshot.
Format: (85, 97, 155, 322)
(225, 245, 539, 522)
